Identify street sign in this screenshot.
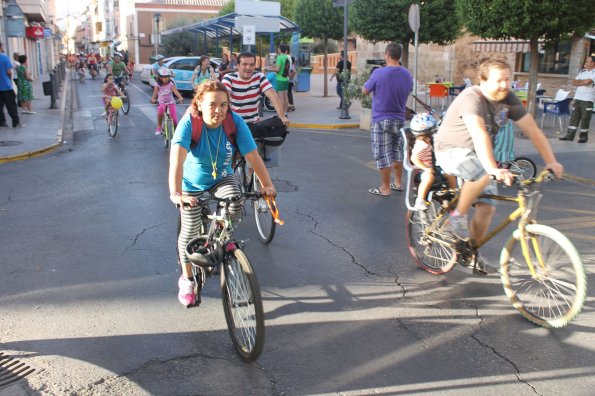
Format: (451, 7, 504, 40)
(235, 16, 280, 33)
(243, 25, 255, 45)
(408, 3, 420, 33)
(236, 0, 280, 16)
(332, 0, 353, 7)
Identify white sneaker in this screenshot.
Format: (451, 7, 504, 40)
(414, 199, 428, 210)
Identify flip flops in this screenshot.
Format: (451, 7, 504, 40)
(390, 182, 404, 191)
(368, 187, 390, 196)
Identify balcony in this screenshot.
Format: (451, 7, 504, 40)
(16, 0, 49, 23)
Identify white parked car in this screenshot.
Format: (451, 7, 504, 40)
(140, 56, 221, 94)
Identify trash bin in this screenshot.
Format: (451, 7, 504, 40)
(366, 59, 386, 74)
(42, 81, 52, 96)
(296, 67, 312, 92)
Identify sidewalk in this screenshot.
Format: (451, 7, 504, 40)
(0, 71, 67, 163)
(1, 70, 593, 185)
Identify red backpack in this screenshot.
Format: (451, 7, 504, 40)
(190, 112, 237, 149)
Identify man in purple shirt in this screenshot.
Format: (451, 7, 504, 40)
(363, 43, 413, 196)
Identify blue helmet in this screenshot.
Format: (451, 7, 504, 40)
(410, 113, 437, 136)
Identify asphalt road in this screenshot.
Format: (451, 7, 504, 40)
(0, 74, 594, 395)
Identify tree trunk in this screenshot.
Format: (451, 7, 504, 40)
(402, 41, 410, 69)
(323, 36, 329, 97)
(526, 36, 539, 117)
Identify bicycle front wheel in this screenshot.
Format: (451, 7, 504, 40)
(252, 174, 276, 243)
(122, 91, 131, 115)
(406, 199, 458, 274)
(221, 248, 265, 362)
(163, 116, 173, 148)
(108, 111, 118, 137)
(509, 157, 537, 180)
(500, 224, 586, 328)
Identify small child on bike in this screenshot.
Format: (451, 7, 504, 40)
(101, 73, 124, 116)
(410, 113, 456, 210)
(150, 67, 184, 135)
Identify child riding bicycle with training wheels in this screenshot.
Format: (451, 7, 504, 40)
(150, 67, 184, 135)
(101, 73, 124, 116)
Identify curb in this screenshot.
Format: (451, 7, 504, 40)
(289, 122, 360, 130)
(0, 69, 70, 164)
(0, 141, 61, 163)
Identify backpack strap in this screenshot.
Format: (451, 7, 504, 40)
(190, 112, 237, 149)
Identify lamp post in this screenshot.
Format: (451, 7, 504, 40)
(153, 13, 161, 59)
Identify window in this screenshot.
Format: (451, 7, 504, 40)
(521, 39, 571, 75)
(170, 59, 199, 71)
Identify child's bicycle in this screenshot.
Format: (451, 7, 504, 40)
(179, 177, 278, 361)
(405, 169, 586, 328)
(157, 100, 182, 148)
(104, 96, 123, 137)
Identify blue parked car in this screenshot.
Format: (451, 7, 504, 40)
(141, 56, 221, 94)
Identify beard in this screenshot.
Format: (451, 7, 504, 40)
(492, 89, 509, 102)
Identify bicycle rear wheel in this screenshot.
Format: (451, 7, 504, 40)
(406, 198, 458, 274)
(500, 224, 586, 328)
(162, 116, 173, 148)
(252, 174, 275, 244)
(262, 95, 274, 112)
(221, 248, 265, 362)
(122, 91, 131, 115)
(509, 157, 537, 180)
(108, 111, 118, 137)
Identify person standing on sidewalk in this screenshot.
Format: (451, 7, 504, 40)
(267, 43, 291, 115)
(16, 55, 35, 114)
(362, 43, 413, 196)
(0, 42, 21, 128)
(559, 55, 595, 143)
(330, 52, 352, 109)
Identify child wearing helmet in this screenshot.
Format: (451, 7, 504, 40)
(150, 67, 184, 135)
(101, 73, 124, 116)
(410, 113, 456, 210)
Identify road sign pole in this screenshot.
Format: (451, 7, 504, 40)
(339, 0, 351, 119)
(408, 4, 420, 113)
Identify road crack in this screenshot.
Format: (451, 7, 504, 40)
(296, 208, 381, 277)
(466, 303, 542, 395)
(121, 223, 162, 255)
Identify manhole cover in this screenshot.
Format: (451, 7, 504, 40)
(0, 352, 36, 389)
(0, 141, 22, 147)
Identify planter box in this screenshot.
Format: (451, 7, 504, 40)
(359, 107, 371, 130)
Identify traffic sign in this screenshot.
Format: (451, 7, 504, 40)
(332, 0, 353, 7)
(408, 4, 420, 33)
(243, 25, 255, 45)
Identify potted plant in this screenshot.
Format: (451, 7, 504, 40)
(342, 67, 373, 130)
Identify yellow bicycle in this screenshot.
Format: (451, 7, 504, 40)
(406, 170, 587, 328)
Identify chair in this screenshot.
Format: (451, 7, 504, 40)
(428, 83, 449, 109)
(540, 89, 572, 132)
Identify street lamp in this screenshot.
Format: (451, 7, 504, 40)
(153, 13, 161, 59)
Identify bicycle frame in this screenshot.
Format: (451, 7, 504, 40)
(427, 170, 551, 277)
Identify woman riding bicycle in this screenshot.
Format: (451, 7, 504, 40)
(169, 80, 277, 307)
(150, 67, 184, 135)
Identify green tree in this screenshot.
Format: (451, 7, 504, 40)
(295, 0, 344, 96)
(162, 16, 206, 57)
(456, 0, 595, 116)
(219, 0, 235, 15)
(350, 0, 461, 68)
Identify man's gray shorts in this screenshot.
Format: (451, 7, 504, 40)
(435, 147, 498, 206)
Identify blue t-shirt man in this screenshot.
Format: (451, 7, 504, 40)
(171, 111, 257, 192)
(0, 52, 14, 91)
(363, 65, 413, 123)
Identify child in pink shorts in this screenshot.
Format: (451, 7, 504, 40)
(150, 67, 184, 135)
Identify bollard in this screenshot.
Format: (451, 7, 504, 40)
(49, 72, 57, 109)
